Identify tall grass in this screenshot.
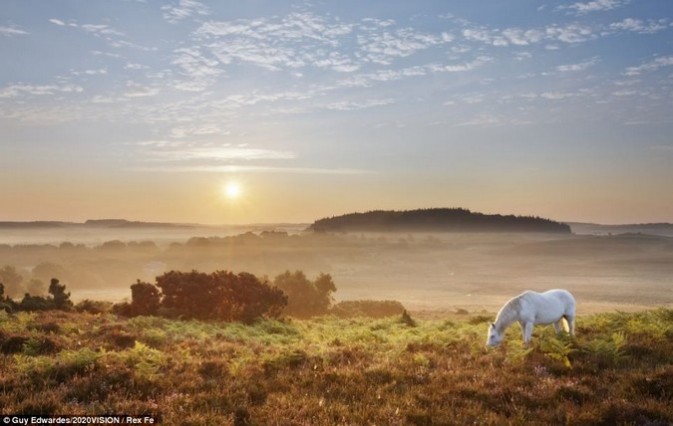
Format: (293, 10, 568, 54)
(1, 309, 672, 424)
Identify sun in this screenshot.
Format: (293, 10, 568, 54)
(222, 181, 242, 200)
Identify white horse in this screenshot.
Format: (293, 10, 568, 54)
(486, 289, 576, 347)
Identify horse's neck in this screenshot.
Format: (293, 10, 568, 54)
(495, 299, 520, 333)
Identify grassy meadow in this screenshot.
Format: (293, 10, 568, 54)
(2, 308, 673, 425)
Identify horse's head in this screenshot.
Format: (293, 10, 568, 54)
(486, 323, 502, 347)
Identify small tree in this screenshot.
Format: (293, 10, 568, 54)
(273, 271, 336, 318)
(217, 272, 287, 323)
(48, 278, 73, 311)
(0, 282, 9, 313)
(154, 270, 287, 322)
(0, 265, 24, 299)
(130, 280, 161, 316)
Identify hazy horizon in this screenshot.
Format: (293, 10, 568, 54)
(2, 1, 673, 225)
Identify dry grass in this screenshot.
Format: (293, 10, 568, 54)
(1, 309, 673, 425)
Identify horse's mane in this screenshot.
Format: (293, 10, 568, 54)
(494, 295, 523, 332)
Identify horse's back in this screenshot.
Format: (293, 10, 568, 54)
(543, 289, 575, 307)
(519, 289, 575, 323)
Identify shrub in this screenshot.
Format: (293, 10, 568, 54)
(49, 278, 73, 311)
(273, 271, 336, 318)
(130, 281, 161, 316)
(19, 293, 53, 311)
(155, 270, 287, 323)
(74, 299, 113, 314)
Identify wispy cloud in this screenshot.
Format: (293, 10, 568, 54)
(136, 164, 373, 174)
(608, 18, 669, 34)
(169, 124, 225, 138)
(0, 83, 83, 99)
(461, 22, 593, 46)
(124, 82, 159, 97)
(357, 28, 452, 65)
(540, 91, 578, 100)
(162, 0, 210, 24)
(0, 24, 28, 36)
(561, 0, 629, 16)
(171, 47, 222, 91)
(325, 98, 394, 111)
(557, 57, 599, 72)
(81, 24, 125, 37)
(625, 56, 673, 76)
(194, 12, 355, 73)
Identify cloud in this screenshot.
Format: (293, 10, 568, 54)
(136, 164, 373, 174)
(608, 18, 669, 34)
(357, 27, 452, 65)
(0, 83, 83, 99)
(171, 47, 222, 91)
(460, 23, 593, 46)
(455, 114, 502, 126)
(540, 92, 577, 100)
(545, 24, 594, 43)
(81, 24, 125, 37)
(325, 98, 394, 111)
(625, 56, 673, 76)
(432, 56, 493, 73)
(557, 57, 599, 72)
(162, 0, 210, 24)
(561, 0, 629, 15)
(194, 12, 356, 73)
(49, 19, 66, 26)
(0, 25, 28, 36)
(170, 124, 225, 138)
(124, 82, 159, 97)
(72, 68, 108, 76)
(134, 141, 296, 164)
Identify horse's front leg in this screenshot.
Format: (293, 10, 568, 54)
(520, 321, 534, 345)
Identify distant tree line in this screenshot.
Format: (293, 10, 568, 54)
(0, 278, 73, 313)
(309, 208, 571, 233)
(114, 269, 405, 322)
(113, 270, 343, 323)
(2, 266, 407, 322)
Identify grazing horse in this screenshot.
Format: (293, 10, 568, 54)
(486, 289, 575, 347)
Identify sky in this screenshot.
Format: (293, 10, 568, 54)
(1, 0, 672, 225)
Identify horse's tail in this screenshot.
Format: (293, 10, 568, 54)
(561, 315, 570, 333)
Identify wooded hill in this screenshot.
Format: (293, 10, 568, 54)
(309, 208, 571, 233)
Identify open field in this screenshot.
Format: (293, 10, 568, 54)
(2, 309, 673, 424)
(2, 228, 672, 313)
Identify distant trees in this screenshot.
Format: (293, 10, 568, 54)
(310, 208, 571, 233)
(1, 278, 75, 312)
(273, 271, 336, 318)
(49, 278, 73, 311)
(111, 269, 410, 322)
(115, 270, 288, 323)
(0, 265, 24, 299)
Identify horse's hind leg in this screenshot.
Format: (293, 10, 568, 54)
(553, 320, 562, 334)
(566, 315, 575, 337)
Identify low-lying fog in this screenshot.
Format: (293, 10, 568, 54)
(2, 225, 672, 313)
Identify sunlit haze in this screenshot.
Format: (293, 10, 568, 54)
(1, 1, 672, 224)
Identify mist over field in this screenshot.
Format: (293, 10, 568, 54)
(2, 221, 672, 313)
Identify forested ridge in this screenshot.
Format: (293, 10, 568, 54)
(310, 208, 571, 233)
